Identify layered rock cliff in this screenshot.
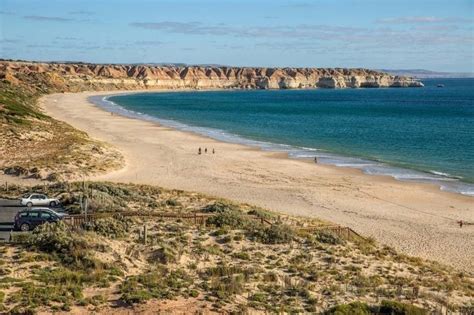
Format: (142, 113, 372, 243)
(0, 61, 423, 92)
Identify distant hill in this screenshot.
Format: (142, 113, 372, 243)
(381, 69, 474, 79)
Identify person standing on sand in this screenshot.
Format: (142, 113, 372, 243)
(314, 157, 318, 163)
(198, 147, 201, 155)
(205, 148, 208, 153)
(212, 148, 215, 154)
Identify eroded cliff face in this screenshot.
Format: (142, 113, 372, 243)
(0, 61, 423, 92)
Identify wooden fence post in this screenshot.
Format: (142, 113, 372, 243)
(143, 225, 148, 244)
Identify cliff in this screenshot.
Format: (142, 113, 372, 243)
(0, 61, 423, 92)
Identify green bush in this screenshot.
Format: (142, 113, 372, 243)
(202, 201, 239, 213)
(378, 300, 427, 315)
(314, 230, 343, 245)
(249, 292, 267, 303)
(247, 208, 273, 220)
(206, 210, 249, 229)
(120, 268, 192, 305)
(209, 274, 245, 300)
(324, 301, 371, 315)
(233, 252, 250, 260)
(28, 221, 101, 270)
(324, 301, 427, 315)
(165, 198, 180, 207)
(250, 224, 295, 244)
(82, 216, 131, 239)
(8, 281, 83, 311)
(149, 246, 177, 264)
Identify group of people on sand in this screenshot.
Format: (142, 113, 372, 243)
(198, 147, 215, 155)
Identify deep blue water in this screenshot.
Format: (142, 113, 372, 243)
(98, 78, 474, 196)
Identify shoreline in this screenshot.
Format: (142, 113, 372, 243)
(96, 91, 474, 197)
(40, 90, 474, 271)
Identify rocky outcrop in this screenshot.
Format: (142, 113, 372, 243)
(0, 60, 424, 92)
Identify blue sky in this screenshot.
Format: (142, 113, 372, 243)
(0, 0, 473, 72)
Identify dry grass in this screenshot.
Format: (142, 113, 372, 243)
(0, 80, 123, 181)
(0, 182, 472, 314)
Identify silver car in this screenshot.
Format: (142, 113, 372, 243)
(20, 193, 60, 207)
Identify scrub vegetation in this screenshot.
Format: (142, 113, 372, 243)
(0, 182, 472, 314)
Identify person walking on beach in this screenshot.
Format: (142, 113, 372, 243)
(205, 148, 208, 154)
(198, 147, 202, 155)
(314, 157, 318, 164)
(212, 148, 215, 154)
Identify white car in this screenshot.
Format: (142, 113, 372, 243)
(20, 193, 60, 207)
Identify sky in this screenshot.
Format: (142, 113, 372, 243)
(0, 0, 473, 72)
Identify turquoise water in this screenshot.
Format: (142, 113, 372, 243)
(94, 78, 474, 196)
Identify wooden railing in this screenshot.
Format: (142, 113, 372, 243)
(62, 211, 216, 228)
(62, 211, 365, 242)
(298, 224, 367, 242)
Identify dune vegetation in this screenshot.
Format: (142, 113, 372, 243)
(0, 182, 472, 314)
(0, 79, 123, 181)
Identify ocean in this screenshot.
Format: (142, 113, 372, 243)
(91, 78, 474, 196)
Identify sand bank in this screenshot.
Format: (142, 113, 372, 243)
(41, 91, 473, 271)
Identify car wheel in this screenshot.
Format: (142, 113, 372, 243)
(20, 223, 30, 231)
(50, 201, 57, 207)
(26, 202, 33, 207)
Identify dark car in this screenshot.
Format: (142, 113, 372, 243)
(14, 208, 66, 231)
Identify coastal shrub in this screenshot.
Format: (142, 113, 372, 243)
(120, 268, 193, 304)
(82, 216, 131, 239)
(165, 198, 180, 207)
(233, 251, 250, 260)
(8, 281, 83, 312)
(206, 209, 249, 229)
(324, 301, 371, 314)
(149, 246, 177, 264)
(249, 224, 295, 244)
(28, 222, 99, 269)
(205, 265, 248, 278)
(323, 300, 427, 315)
(378, 300, 427, 315)
(209, 274, 245, 300)
(247, 208, 273, 220)
(314, 230, 344, 245)
(88, 182, 133, 198)
(202, 201, 240, 213)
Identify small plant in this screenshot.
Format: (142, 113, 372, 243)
(149, 246, 177, 264)
(206, 209, 249, 229)
(82, 216, 131, 239)
(324, 301, 371, 314)
(202, 201, 239, 213)
(165, 198, 180, 207)
(378, 300, 427, 315)
(120, 268, 192, 305)
(314, 230, 344, 245)
(250, 224, 295, 244)
(233, 251, 250, 260)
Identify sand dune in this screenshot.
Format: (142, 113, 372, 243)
(41, 91, 473, 272)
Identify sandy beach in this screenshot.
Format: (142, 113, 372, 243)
(40, 91, 473, 272)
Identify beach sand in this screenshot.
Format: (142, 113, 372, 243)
(41, 91, 473, 271)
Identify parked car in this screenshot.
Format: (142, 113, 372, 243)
(20, 193, 60, 207)
(14, 208, 67, 231)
